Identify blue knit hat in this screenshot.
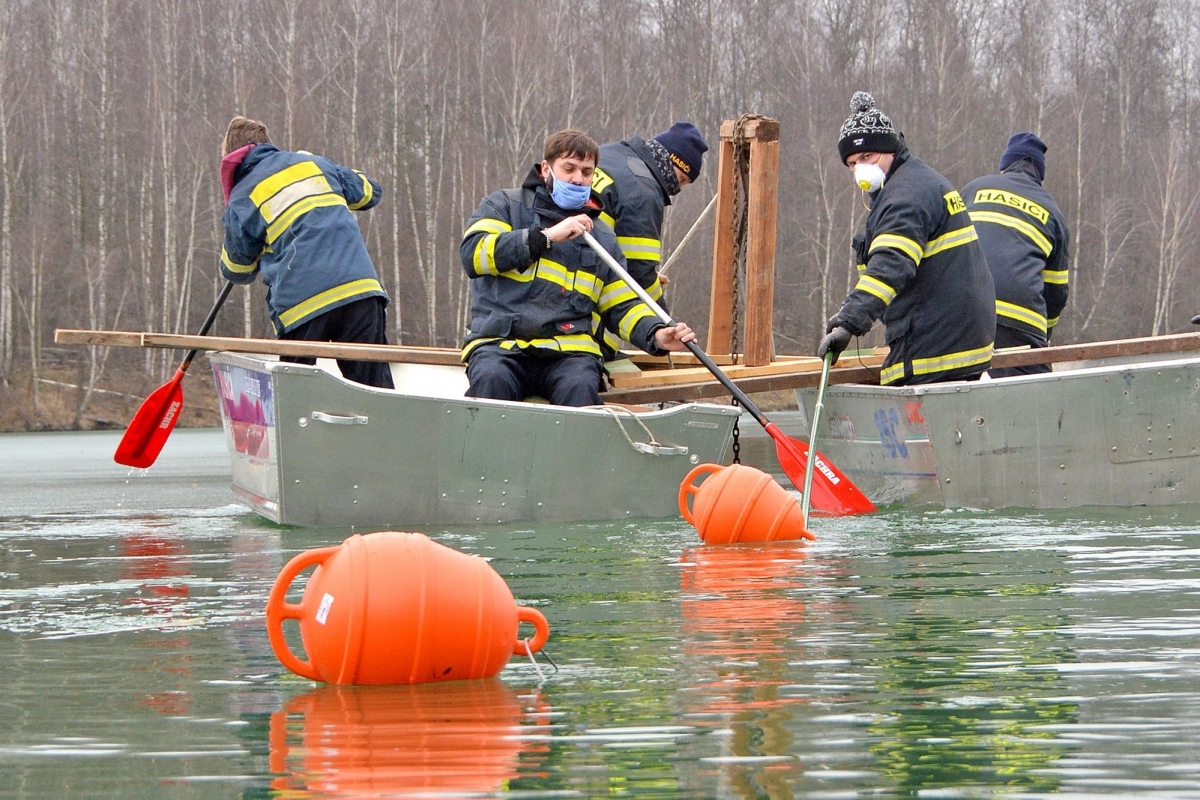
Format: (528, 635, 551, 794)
(999, 132, 1047, 182)
(652, 122, 708, 181)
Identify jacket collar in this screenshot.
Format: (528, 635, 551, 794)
(627, 136, 675, 203)
(521, 164, 603, 223)
(1001, 158, 1042, 184)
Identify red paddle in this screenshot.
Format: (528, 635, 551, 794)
(581, 232, 875, 516)
(114, 282, 234, 468)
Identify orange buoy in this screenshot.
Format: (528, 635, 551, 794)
(265, 531, 549, 685)
(679, 463, 816, 544)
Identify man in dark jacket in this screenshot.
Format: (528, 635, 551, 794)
(819, 92, 995, 385)
(593, 122, 708, 305)
(963, 132, 1070, 377)
(460, 129, 696, 407)
(219, 116, 394, 389)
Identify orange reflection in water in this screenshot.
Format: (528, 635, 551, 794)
(121, 530, 195, 716)
(681, 544, 810, 780)
(269, 680, 547, 798)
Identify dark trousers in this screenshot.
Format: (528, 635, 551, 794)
(989, 324, 1051, 378)
(280, 296, 395, 389)
(465, 345, 603, 407)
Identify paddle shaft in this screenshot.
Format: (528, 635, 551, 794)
(179, 281, 235, 374)
(580, 231, 773, 427)
(801, 352, 833, 528)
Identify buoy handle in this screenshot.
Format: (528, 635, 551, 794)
(678, 463, 722, 526)
(513, 606, 550, 656)
(265, 545, 341, 681)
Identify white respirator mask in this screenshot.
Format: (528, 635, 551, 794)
(853, 162, 887, 193)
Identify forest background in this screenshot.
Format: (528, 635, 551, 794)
(0, 0, 1197, 430)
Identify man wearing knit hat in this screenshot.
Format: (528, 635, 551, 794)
(592, 121, 708, 343)
(963, 132, 1070, 377)
(819, 92, 996, 386)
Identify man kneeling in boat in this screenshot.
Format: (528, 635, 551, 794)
(460, 129, 695, 407)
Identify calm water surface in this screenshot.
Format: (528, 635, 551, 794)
(2, 429, 1200, 798)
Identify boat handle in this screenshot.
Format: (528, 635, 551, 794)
(311, 411, 369, 426)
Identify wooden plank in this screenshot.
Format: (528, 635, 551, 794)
(989, 331, 1200, 368)
(609, 355, 831, 389)
(54, 329, 465, 365)
(744, 136, 778, 366)
(706, 136, 736, 355)
(606, 332, 1200, 404)
(605, 363, 883, 404)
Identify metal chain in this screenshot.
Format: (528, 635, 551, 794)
(730, 398, 741, 464)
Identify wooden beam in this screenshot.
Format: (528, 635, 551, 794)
(54, 330, 464, 365)
(744, 133, 779, 366)
(606, 332, 1200, 404)
(706, 136, 736, 355)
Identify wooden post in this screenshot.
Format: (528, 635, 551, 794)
(705, 116, 780, 367)
(706, 136, 736, 357)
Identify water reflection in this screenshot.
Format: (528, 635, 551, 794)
(678, 543, 810, 795)
(121, 530, 194, 716)
(268, 680, 545, 797)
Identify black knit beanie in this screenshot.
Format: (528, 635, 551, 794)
(838, 91, 900, 164)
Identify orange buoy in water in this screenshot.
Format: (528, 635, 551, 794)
(679, 463, 816, 545)
(265, 531, 549, 685)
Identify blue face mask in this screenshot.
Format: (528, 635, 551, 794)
(547, 166, 592, 210)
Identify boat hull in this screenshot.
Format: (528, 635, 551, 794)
(210, 353, 739, 528)
(737, 354, 1200, 510)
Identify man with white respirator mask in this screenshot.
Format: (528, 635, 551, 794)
(819, 92, 996, 386)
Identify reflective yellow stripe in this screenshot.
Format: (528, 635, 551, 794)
(266, 194, 347, 244)
(1047, 315, 1060, 329)
(250, 161, 324, 207)
(600, 327, 623, 352)
(646, 276, 663, 301)
(923, 224, 979, 258)
(1042, 268, 1069, 285)
(465, 218, 512, 236)
(466, 219, 513, 277)
(854, 274, 897, 305)
(259, 174, 335, 225)
(278, 278, 384, 328)
(599, 281, 639, 313)
(535, 258, 572, 291)
(856, 263, 867, 274)
(348, 171, 374, 210)
(996, 300, 1048, 333)
(969, 210, 1052, 256)
(880, 363, 906, 385)
(599, 211, 616, 229)
(911, 343, 993, 377)
(220, 246, 258, 274)
(572, 270, 603, 302)
(592, 167, 614, 194)
(617, 236, 662, 263)
(462, 333, 601, 360)
(616, 305, 656, 341)
(870, 233, 923, 265)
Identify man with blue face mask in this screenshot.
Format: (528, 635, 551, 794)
(460, 129, 697, 406)
(819, 92, 996, 386)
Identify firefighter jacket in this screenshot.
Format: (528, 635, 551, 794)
(459, 166, 667, 362)
(593, 137, 671, 302)
(220, 144, 387, 335)
(963, 160, 1070, 341)
(836, 140, 996, 386)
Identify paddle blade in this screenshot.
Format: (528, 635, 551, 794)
(114, 372, 186, 468)
(766, 423, 876, 516)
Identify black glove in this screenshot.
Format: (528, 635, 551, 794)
(1192, 314, 1200, 325)
(825, 313, 842, 334)
(817, 325, 853, 362)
